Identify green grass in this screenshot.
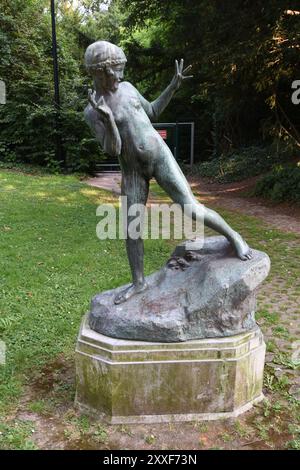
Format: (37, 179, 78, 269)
(0, 420, 37, 450)
(256, 310, 280, 325)
(0, 170, 172, 414)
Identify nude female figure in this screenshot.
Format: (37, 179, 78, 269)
(84, 41, 252, 305)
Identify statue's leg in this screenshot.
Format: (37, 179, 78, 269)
(114, 171, 149, 305)
(154, 153, 252, 260)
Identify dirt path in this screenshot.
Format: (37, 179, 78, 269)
(189, 177, 300, 235)
(86, 173, 300, 234)
(85, 172, 121, 195)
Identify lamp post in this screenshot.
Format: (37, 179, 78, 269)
(50, 0, 65, 169)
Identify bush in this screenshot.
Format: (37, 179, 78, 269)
(188, 145, 287, 183)
(0, 2, 105, 174)
(253, 165, 300, 203)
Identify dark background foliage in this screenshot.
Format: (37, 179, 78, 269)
(0, 0, 299, 179)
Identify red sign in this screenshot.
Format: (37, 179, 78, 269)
(157, 129, 167, 140)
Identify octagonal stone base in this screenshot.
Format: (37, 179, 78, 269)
(75, 315, 265, 424)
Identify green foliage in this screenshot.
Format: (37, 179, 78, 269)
(187, 146, 283, 182)
(120, 0, 300, 159)
(1, 0, 299, 172)
(254, 165, 300, 202)
(0, 0, 105, 172)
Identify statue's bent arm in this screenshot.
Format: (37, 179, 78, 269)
(132, 82, 177, 122)
(132, 60, 193, 121)
(101, 114, 122, 157)
(84, 106, 122, 157)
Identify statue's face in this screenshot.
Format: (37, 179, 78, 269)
(96, 63, 125, 92)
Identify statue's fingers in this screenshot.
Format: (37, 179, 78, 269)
(88, 89, 97, 108)
(100, 96, 110, 110)
(88, 89, 93, 102)
(180, 58, 184, 72)
(182, 75, 194, 80)
(175, 59, 179, 74)
(182, 64, 192, 74)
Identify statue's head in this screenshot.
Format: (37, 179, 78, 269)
(85, 41, 127, 91)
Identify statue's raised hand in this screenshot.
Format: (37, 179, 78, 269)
(88, 89, 112, 122)
(171, 59, 193, 91)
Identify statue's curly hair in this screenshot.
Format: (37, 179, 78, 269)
(85, 40, 127, 74)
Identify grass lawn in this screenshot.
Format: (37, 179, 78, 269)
(0, 168, 299, 450)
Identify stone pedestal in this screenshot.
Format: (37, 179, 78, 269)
(75, 315, 265, 424)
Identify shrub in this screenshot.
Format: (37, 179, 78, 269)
(253, 165, 300, 203)
(187, 145, 290, 183)
(0, 2, 105, 174)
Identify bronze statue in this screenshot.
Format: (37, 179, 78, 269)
(84, 41, 252, 305)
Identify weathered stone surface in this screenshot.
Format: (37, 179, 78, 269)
(89, 236, 270, 342)
(75, 315, 266, 423)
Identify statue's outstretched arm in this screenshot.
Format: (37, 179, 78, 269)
(137, 59, 193, 121)
(85, 90, 122, 157)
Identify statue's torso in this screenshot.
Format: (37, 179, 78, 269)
(86, 82, 168, 176)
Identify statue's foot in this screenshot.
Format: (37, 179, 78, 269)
(114, 282, 148, 305)
(231, 232, 253, 261)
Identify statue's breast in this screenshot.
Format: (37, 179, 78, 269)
(113, 94, 143, 126)
(130, 97, 142, 110)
